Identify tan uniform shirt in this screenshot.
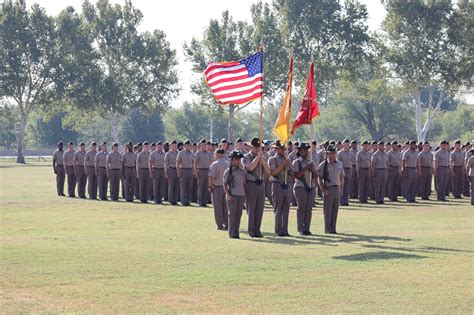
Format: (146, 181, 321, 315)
(337, 149, 353, 168)
(95, 151, 107, 167)
(356, 150, 371, 168)
(85, 150, 97, 167)
(136, 151, 150, 169)
(63, 150, 75, 166)
(318, 160, 345, 186)
(268, 154, 289, 183)
(195, 150, 213, 169)
(418, 151, 433, 167)
(176, 150, 194, 169)
(165, 150, 178, 169)
(402, 149, 418, 168)
(74, 151, 86, 166)
(292, 157, 313, 188)
(372, 151, 388, 169)
(223, 166, 246, 196)
(149, 150, 166, 168)
(242, 152, 264, 181)
(208, 158, 229, 186)
(107, 151, 122, 169)
(122, 151, 137, 167)
(434, 149, 450, 167)
(450, 150, 464, 166)
(468, 155, 474, 177)
(387, 150, 401, 167)
(53, 150, 64, 166)
(288, 150, 299, 162)
(350, 149, 357, 166)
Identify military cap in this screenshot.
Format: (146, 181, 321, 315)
(177, 142, 183, 146)
(112, 142, 118, 147)
(137, 142, 142, 146)
(220, 138, 228, 144)
(298, 143, 309, 150)
(378, 141, 384, 145)
(229, 142, 233, 145)
(213, 142, 218, 146)
(57, 141, 63, 146)
(68, 141, 73, 145)
(371, 141, 378, 145)
(324, 140, 330, 145)
(182, 140, 189, 145)
(455, 140, 461, 145)
(206, 141, 212, 145)
(440, 140, 446, 145)
(250, 137, 261, 147)
(392, 140, 398, 145)
(351, 140, 357, 144)
(79, 142, 85, 146)
(157, 141, 163, 145)
(151, 142, 156, 146)
(236, 138, 243, 143)
(336, 140, 342, 145)
(386, 141, 391, 145)
(200, 139, 206, 144)
(133, 145, 138, 149)
(329, 140, 336, 145)
(327, 145, 337, 152)
(171, 140, 177, 144)
(362, 140, 369, 145)
(263, 140, 271, 146)
(418, 141, 423, 146)
(228, 150, 244, 159)
(128, 142, 133, 146)
(143, 141, 149, 145)
(343, 139, 350, 144)
(423, 141, 430, 145)
(311, 140, 317, 145)
(91, 141, 97, 146)
(215, 148, 225, 154)
(273, 140, 285, 148)
(288, 141, 293, 145)
(192, 142, 197, 146)
(404, 141, 409, 145)
(410, 140, 417, 145)
(294, 141, 300, 147)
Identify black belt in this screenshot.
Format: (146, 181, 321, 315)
(98, 166, 106, 168)
(438, 166, 449, 168)
(110, 168, 121, 170)
(124, 166, 135, 168)
(405, 167, 416, 169)
(77, 165, 84, 168)
(153, 167, 164, 170)
(139, 167, 148, 170)
(168, 167, 176, 169)
(327, 185, 340, 187)
(360, 167, 370, 169)
(389, 165, 399, 167)
(376, 168, 387, 170)
(453, 165, 463, 167)
(421, 166, 431, 168)
(198, 168, 209, 170)
(180, 168, 192, 170)
(344, 167, 352, 169)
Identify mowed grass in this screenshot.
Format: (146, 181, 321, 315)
(1, 161, 473, 313)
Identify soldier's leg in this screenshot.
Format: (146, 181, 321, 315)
(212, 186, 224, 229)
(254, 184, 265, 236)
(330, 186, 340, 233)
(157, 169, 165, 204)
(272, 183, 283, 235)
(245, 182, 258, 237)
(282, 189, 290, 235)
(57, 167, 65, 196)
(470, 176, 474, 205)
(227, 197, 239, 238)
(294, 187, 306, 233)
(179, 170, 187, 205)
(350, 165, 358, 199)
(289, 179, 297, 206)
(341, 167, 352, 205)
(304, 187, 315, 233)
(167, 168, 176, 205)
(323, 190, 332, 233)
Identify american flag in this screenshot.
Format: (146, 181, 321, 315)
(204, 50, 263, 105)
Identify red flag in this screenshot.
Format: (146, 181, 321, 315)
(291, 62, 319, 134)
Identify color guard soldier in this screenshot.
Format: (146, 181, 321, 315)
(463, 142, 472, 197)
(242, 138, 271, 238)
(318, 145, 344, 234)
(84, 142, 98, 199)
(223, 150, 246, 239)
(350, 140, 358, 199)
(356, 141, 371, 203)
(95, 142, 108, 200)
(208, 148, 229, 230)
(418, 141, 433, 200)
(450, 140, 465, 198)
(387, 141, 401, 201)
(165, 140, 180, 205)
(52, 141, 65, 196)
(292, 143, 318, 235)
(106, 143, 122, 201)
(63, 141, 76, 197)
(288, 141, 299, 206)
(194, 139, 213, 207)
(466, 149, 474, 205)
(206, 141, 215, 203)
(122, 142, 137, 202)
(177, 140, 194, 206)
(149, 141, 166, 204)
(163, 141, 170, 201)
(136, 141, 151, 203)
(74, 142, 87, 198)
(434, 140, 450, 201)
(120, 143, 128, 199)
(268, 140, 291, 237)
(371, 141, 389, 204)
(337, 139, 352, 206)
(401, 140, 418, 203)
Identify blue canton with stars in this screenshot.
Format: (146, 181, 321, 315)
(240, 50, 263, 77)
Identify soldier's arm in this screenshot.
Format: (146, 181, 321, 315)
(84, 155, 88, 175)
(164, 159, 169, 179)
(136, 156, 140, 178)
(371, 157, 376, 177)
(148, 156, 153, 178)
(261, 158, 271, 176)
(52, 155, 57, 173)
(176, 155, 181, 178)
(433, 157, 438, 177)
(94, 156, 99, 176)
(73, 154, 78, 176)
(106, 156, 110, 178)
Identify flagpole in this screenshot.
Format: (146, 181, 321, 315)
(308, 51, 315, 187)
(259, 42, 264, 181)
(284, 49, 293, 186)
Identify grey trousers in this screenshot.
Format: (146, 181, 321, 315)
(340, 167, 352, 205)
(289, 178, 297, 206)
(197, 169, 209, 206)
(66, 165, 76, 197)
(272, 182, 290, 235)
(227, 195, 245, 238)
(323, 186, 340, 233)
(404, 168, 417, 202)
(123, 167, 136, 201)
(76, 165, 87, 198)
(436, 166, 449, 200)
(152, 168, 166, 204)
(387, 166, 400, 201)
(419, 167, 432, 199)
(138, 168, 150, 202)
(358, 168, 370, 202)
(134, 176, 140, 199)
(55, 166, 65, 195)
(374, 169, 388, 203)
(87, 166, 97, 199)
(294, 186, 316, 233)
(109, 168, 121, 201)
(212, 186, 227, 229)
(179, 168, 193, 205)
(470, 176, 474, 205)
(167, 168, 179, 204)
(97, 166, 108, 199)
(452, 166, 464, 198)
(350, 165, 358, 198)
(245, 181, 266, 237)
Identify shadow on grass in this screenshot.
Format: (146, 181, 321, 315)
(362, 244, 474, 254)
(333, 251, 426, 261)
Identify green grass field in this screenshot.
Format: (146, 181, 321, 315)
(1, 161, 473, 313)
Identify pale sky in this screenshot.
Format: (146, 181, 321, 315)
(31, 0, 387, 107)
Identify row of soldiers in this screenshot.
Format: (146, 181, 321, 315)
(52, 138, 474, 239)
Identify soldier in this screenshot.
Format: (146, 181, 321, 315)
(335, 141, 342, 152)
(194, 139, 213, 207)
(223, 150, 246, 239)
(176, 140, 194, 206)
(369, 141, 378, 200)
(106, 143, 122, 201)
(356, 141, 371, 203)
(318, 145, 344, 234)
(401, 140, 419, 203)
(136, 142, 151, 203)
(74, 142, 87, 198)
(467, 149, 474, 205)
(95, 142, 108, 200)
(450, 140, 465, 199)
(387, 141, 401, 201)
(122, 142, 137, 202)
(220, 139, 229, 161)
(52, 141, 65, 196)
(434, 140, 450, 201)
(84, 142, 98, 199)
(120, 143, 128, 199)
(163, 141, 170, 201)
(288, 141, 299, 206)
(350, 140, 358, 199)
(133, 144, 141, 199)
(463, 142, 472, 197)
(165, 140, 180, 205)
(208, 148, 229, 230)
(418, 141, 434, 200)
(292, 143, 317, 235)
(242, 138, 271, 238)
(268, 140, 291, 237)
(149, 141, 166, 204)
(371, 141, 389, 204)
(63, 141, 76, 198)
(337, 139, 352, 206)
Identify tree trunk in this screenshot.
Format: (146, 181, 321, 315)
(210, 118, 214, 142)
(16, 114, 27, 164)
(227, 105, 235, 142)
(414, 91, 423, 142)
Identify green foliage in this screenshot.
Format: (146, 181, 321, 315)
(28, 111, 79, 147)
(120, 108, 165, 143)
(0, 102, 17, 149)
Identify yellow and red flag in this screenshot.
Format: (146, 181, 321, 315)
(291, 62, 319, 134)
(273, 56, 293, 143)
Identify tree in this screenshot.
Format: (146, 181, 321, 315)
(0, 100, 17, 149)
(29, 111, 79, 146)
(120, 108, 165, 143)
(381, 0, 473, 141)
